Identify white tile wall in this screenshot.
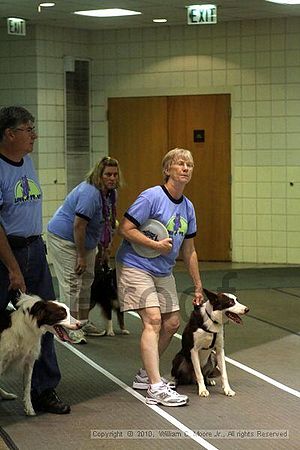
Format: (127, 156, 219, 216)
(1, 17, 300, 264)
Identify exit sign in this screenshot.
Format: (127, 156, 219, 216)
(7, 18, 26, 36)
(187, 4, 217, 25)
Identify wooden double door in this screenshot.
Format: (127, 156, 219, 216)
(108, 94, 231, 261)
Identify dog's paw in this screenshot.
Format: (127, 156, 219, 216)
(198, 387, 210, 397)
(24, 403, 36, 416)
(206, 379, 216, 386)
(106, 330, 115, 336)
(121, 329, 130, 335)
(0, 391, 17, 400)
(224, 387, 236, 396)
(25, 408, 36, 416)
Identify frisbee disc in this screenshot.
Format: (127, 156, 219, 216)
(131, 219, 169, 258)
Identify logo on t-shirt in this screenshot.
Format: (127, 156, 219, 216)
(166, 213, 188, 236)
(14, 176, 41, 203)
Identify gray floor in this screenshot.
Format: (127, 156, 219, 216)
(1, 263, 300, 450)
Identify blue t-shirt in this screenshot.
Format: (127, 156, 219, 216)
(48, 181, 104, 250)
(0, 154, 43, 237)
(116, 185, 197, 276)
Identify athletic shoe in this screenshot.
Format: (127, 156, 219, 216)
(82, 321, 103, 336)
(146, 384, 188, 407)
(132, 369, 176, 390)
(68, 329, 87, 344)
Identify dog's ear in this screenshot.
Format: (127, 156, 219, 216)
(203, 288, 218, 303)
(30, 301, 67, 327)
(30, 301, 47, 325)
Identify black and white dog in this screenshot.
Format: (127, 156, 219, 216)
(172, 288, 249, 397)
(90, 262, 129, 336)
(0, 293, 81, 416)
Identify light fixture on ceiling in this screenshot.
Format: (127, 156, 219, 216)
(265, 0, 300, 4)
(38, 3, 55, 13)
(73, 9, 141, 18)
(39, 2, 55, 6)
(153, 18, 168, 23)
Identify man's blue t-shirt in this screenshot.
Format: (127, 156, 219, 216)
(116, 185, 197, 276)
(47, 181, 104, 250)
(0, 154, 43, 237)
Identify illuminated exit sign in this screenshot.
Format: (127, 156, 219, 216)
(187, 4, 217, 25)
(7, 18, 26, 36)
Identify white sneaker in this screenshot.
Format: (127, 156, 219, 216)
(146, 384, 188, 407)
(132, 369, 176, 390)
(82, 321, 103, 336)
(68, 329, 87, 344)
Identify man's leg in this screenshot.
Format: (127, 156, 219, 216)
(23, 239, 70, 413)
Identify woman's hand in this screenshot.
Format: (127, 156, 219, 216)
(75, 255, 87, 275)
(155, 237, 173, 255)
(193, 291, 204, 306)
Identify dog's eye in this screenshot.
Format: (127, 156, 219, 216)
(224, 297, 235, 307)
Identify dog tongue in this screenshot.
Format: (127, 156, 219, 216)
(53, 325, 73, 342)
(225, 311, 242, 324)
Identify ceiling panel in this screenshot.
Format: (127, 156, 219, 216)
(1, 0, 300, 31)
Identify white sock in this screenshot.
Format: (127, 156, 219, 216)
(150, 381, 164, 391)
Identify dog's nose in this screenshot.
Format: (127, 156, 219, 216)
(245, 307, 250, 314)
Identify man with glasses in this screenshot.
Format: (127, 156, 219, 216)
(0, 106, 70, 414)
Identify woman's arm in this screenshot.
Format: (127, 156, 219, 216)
(181, 237, 204, 304)
(118, 217, 173, 255)
(73, 216, 89, 274)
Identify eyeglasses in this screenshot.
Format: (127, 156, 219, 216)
(14, 127, 36, 134)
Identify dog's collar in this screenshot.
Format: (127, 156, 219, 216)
(205, 308, 219, 325)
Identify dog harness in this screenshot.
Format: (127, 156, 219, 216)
(194, 304, 218, 349)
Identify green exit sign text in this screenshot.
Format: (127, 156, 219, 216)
(7, 18, 26, 36)
(187, 5, 217, 25)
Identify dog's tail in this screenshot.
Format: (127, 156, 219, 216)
(171, 351, 195, 385)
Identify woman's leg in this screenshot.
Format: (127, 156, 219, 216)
(138, 307, 162, 385)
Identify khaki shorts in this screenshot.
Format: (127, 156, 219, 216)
(116, 264, 179, 313)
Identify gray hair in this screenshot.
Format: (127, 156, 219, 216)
(0, 106, 34, 141)
(162, 148, 194, 182)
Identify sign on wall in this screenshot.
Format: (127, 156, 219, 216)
(7, 18, 26, 36)
(187, 4, 217, 25)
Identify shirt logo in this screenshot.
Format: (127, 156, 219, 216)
(166, 213, 188, 236)
(14, 176, 41, 203)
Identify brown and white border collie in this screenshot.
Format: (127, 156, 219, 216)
(0, 293, 81, 416)
(172, 288, 249, 397)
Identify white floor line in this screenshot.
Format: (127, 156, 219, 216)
(58, 340, 219, 450)
(129, 311, 300, 399)
(225, 356, 300, 399)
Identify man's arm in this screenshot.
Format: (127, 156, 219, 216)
(181, 237, 204, 304)
(0, 225, 26, 292)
